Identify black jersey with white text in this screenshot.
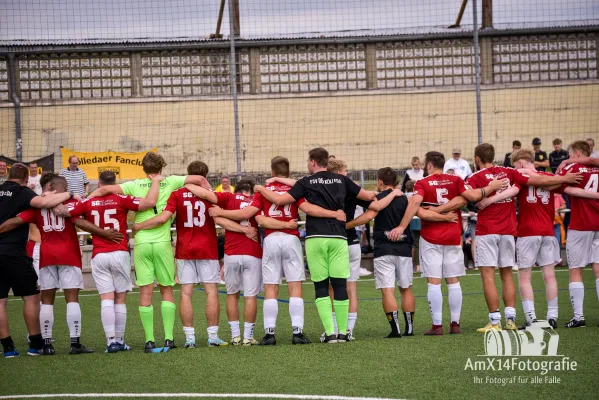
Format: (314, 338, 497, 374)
(0, 181, 37, 257)
(287, 171, 361, 239)
(345, 196, 372, 245)
(373, 189, 413, 258)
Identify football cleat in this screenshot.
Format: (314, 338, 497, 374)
(259, 334, 277, 346)
(424, 325, 443, 336)
(345, 330, 355, 342)
(564, 317, 585, 328)
(385, 332, 402, 339)
(477, 322, 501, 333)
(230, 336, 242, 346)
(292, 332, 312, 345)
(164, 340, 177, 350)
(548, 319, 558, 329)
(69, 343, 93, 355)
(42, 343, 56, 355)
(27, 348, 41, 356)
(518, 319, 538, 330)
(3, 347, 20, 358)
(144, 341, 157, 353)
(242, 338, 258, 346)
(207, 337, 229, 347)
(116, 343, 131, 351)
(184, 340, 196, 349)
(336, 333, 348, 343)
(319, 332, 326, 343)
(449, 322, 461, 334)
(322, 334, 338, 344)
(105, 343, 121, 354)
(505, 319, 518, 331)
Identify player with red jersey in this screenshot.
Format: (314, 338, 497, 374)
(433, 144, 581, 332)
(13, 176, 124, 355)
(398, 151, 491, 335)
(558, 140, 599, 328)
(57, 171, 161, 353)
(209, 157, 343, 345)
(133, 161, 229, 348)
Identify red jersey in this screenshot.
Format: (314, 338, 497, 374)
(413, 173, 466, 245)
(465, 166, 530, 236)
(516, 171, 556, 237)
(216, 192, 262, 258)
(18, 200, 82, 268)
(559, 163, 599, 231)
(250, 182, 305, 238)
(68, 194, 140, 258)
(26, 240, 36, 258)
(164, 188, 218, 260)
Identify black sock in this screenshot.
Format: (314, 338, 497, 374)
(70, 337, 80, 345)
(1, 336, 14, 350)
(404, 312, 414, 335)
(386, 311, 400, 335)
(28, 334, 43, 349)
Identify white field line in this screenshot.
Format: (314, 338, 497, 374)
(0, 393, 406, 400)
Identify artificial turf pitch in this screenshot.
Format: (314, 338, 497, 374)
(1, 268, 599, 400)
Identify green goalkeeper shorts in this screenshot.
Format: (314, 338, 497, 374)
(133, 241, 175, 287)
(305, 237, 350, 282)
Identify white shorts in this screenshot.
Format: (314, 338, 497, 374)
(419, 237, 465, 279)
(39, 266, 84, 291)
(475, 234, 515, 268)
(32, 242, 40, 276)
(348, 244, 362, 282)
(516, 236, 561, 269)
(224, 254, 263, 296)
(91, 251, 133, 294)
(374, 255, 413, 289)
(177, 259, 220, 285)
(566, 230, 599, 269)
(262, 233, 305, 285)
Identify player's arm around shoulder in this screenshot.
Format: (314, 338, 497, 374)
(184, 184, 218, 204)
(299, 201, 345, 221)
(0, 216, 27, 234)
(368, 188, 403, 212)
(255, 184, 296, 206)
(565, 186, 599, 200)
(255, 215, 298, 230)
(89, 183, 124, 199)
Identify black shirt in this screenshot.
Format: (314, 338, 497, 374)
(345, 197, 372, 245)
(534, 150, 548, 172)
(549, 149, 569, 174)
(0, 181, 37, 257)
(287, 171, 362, 239)
(373, 189, 413, 258)
(503, 152, 512, 167)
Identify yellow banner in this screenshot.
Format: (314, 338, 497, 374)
(60, 148, 157, 180)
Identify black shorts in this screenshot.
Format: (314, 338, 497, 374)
(0, 256, 40, 299)
(217, 234, 225, 260)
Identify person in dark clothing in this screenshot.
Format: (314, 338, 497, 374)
(532, 137, 549, 172)
(503, 140, 521, 167)
(549, 138, 569, 174)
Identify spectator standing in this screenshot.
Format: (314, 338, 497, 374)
(400, 156, 424, 192)
(59, 156, 89, 197)
(554, 193, 567, 247)
(586, 138, 599, 158)
(27, 163, 42, 195)
(404, 180, 421, 273)
(443, 148, 472, 180)
(0, 161, 8, 184)
(215, 175, 235, 193)
(532, 138, 549, 172)
(549, 138, 569, 174)
(503, 140, 522, 167)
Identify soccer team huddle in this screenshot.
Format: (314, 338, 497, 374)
(1, 139, 599, 357)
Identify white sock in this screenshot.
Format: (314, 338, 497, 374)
(289, 297, 304, 334)
(243, 322, 255, 340)
(66, 302, 81, 339)
(332, 312, 338, 335)
(183, 326, 195, 343)
(521, 299, 536, 322)
(207, 326, 219, 340)
(263, 299, 278, 334)
(504, 306, 516, 321)
(569, 282, 585, 319)
(447, 282, 462, 323)
(427, 283, 443, 326)
(229, 321, 241, 338)
(40, 304, 54, 340)
(347, 312, 357, 331)
(489, 311, 501, 326)
(547, 297, 558, 320)
(100, 300, 116, 345)
(114, 303, 126, 343)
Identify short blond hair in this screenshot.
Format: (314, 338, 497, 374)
(511, 149, 534, 164)
(327, 158, 348, 173)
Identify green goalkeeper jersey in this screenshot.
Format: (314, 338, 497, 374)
(120, 175, 186, 244)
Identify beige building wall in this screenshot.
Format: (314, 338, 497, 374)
(2, 83, 597, 174)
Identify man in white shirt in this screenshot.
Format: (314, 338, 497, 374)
(586, 138, 599, 158)
(27, 163, 42, 195)
(442, 148, 472, 179)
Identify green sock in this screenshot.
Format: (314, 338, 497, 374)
(333, 299, 350, 334)
(161, 301, 176, 341)
(139, 305, 154, 343)
(315, 297, 335, 335)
